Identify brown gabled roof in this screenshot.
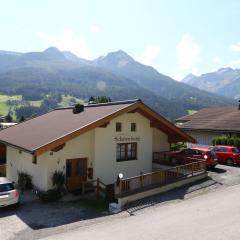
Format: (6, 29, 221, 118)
(176, 107, 240, 133)
(0, 99, 195, 155)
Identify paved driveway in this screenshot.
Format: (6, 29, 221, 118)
(1, 164, 240, 240)
(42, 183, 240, 240)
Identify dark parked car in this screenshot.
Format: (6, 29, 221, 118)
(210, 145, 240, 166)
(167, 147, 218, 168)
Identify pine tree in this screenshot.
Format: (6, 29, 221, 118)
(19, 116, 25, 122)
(5, 113, 13, 122)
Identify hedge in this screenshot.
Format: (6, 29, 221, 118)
(212, 136, 240, 148)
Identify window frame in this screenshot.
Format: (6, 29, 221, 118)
(116, 142, 138, 162)
(32, 156, 37, 164)
(116, 122, 122, 132)
(131, 122, 136, 132)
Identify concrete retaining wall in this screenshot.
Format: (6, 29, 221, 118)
(117, 172, 208, 208)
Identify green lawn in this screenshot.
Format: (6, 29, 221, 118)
(0, 94, 84, 120)
(188, 110, 197, 115)
(0, 95, 22, 117)
(0, 94, 43, 119)
(29, 100, 42, 107)
(60, 95, 84, 107)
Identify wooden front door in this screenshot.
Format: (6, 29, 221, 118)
(66, 158, 87, 191)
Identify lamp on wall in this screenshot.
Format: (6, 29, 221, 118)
(18, 150, 22, 154)
(50, 151, 54, 156)
(118, 173, 123, 179)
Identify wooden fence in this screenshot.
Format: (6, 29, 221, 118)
(118, 160, 206, 197)
(81, 178, 114, 200)
(153, 152, 202, 165)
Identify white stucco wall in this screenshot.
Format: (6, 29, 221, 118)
(185, 131, 220, 146)
(152, 128, 170, 152)
(39, 130, 95, 190)
(94, 112, 153, 184)
(7, 147, 47, 190)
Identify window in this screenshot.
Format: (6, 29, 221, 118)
(0, 183, 14, 192)
(116, 122, 122, 132)
(32, 156, 37, 164)
(131, 123, 136, 132)
(219, 147, 227, 152)
(233, 148, 240, 153)
(194, 150, 203, 156)
(181, 149, 194, 156)
(116, 143, 137, 161)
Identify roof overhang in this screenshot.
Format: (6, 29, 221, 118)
(2, 101, 196, 156)
(181, 127, 240, 134)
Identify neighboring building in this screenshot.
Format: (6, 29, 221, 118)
(0, 99, 195, 192)
(176, 106, 240, 146)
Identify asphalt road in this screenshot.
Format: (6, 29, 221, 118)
(42, 183, 240, 240)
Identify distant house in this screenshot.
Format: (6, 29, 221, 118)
(176, 106, 240, 146)
(0, 99, 195, 192)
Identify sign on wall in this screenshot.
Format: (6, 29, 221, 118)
(114, 136, 140, 142)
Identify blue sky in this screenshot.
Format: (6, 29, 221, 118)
(1, 0, 240, 80)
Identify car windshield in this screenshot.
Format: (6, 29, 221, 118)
(233, 148, 240, 153)
(0, 183, 14, 192)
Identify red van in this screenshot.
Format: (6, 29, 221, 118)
(210, 145, 240, 165)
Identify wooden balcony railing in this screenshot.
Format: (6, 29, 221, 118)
(152, 151, 170, 163)
(117, 160, 206, 197)
(153, 152, 202, 165)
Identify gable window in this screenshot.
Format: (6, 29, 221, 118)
(32, 156, 37, 164)
(116, 143, 137, 161)
(116, 122, 122, 132)
(131, 123, 136, 132)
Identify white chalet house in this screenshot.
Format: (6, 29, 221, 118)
(0, 99, 195, 192)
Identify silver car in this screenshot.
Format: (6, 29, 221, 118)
(0, 177, 20, 208)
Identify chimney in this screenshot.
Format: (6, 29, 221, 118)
(73, 104, 84, 114)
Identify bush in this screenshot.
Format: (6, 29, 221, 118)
(170, 142, 187, 151)
(18, 171, 33, 191)
(212, 136, 240, 148)
(38, 189, 62, 202)
(52, 170, 65, 191)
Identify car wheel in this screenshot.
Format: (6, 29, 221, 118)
(226, 158, 234, 166)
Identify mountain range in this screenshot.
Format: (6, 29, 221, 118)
(182, 68, 240, 100)
(0, 47, 236, 120)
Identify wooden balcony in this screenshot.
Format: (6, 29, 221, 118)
(116, 160, 206, 198)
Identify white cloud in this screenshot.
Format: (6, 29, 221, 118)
(174, 68, 200, 82)
(37, 29, 92, 59)
(230, 42, 240, 52)
(174, 72, 186, 81)
(176, 33, 200, 70)
(213, 56, 221, 64)
(138, 45, 160, 66)
(90, 25, 101, 33)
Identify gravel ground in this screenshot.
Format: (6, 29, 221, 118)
(1, 164, 240, 240)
